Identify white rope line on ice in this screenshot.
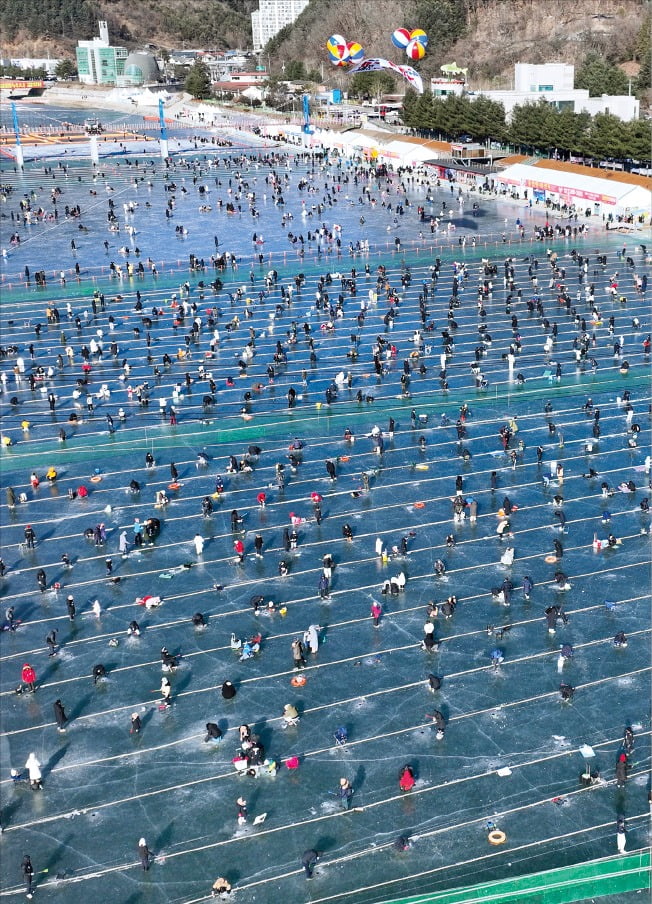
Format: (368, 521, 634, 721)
(0, 510, 647, 610)
(1, 562, 649, 708)
(0, 558, 648, 700)
(0, 450, 644, 575)
(2, 767, 648, 897)
(2, 580, 648, 666)
(2, 664, 649, 830)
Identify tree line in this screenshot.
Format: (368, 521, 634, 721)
(0, 0, 98, 42)
(401, 91, 650, 162)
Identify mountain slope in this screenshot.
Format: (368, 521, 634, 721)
(0, 0, 256, 56)
(266, 0, 647, 86)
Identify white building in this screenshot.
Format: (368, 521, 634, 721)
(430, 78, 465, 98)
(251, 0, 309, 52)
(9, 57, 61, 76)
(75, 21, 128, 85)
(472, 62, 639, 122)
(513, 63, 574, 93)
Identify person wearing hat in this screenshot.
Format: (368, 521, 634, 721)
(221, 680, 236, 700)
(130, 713, 142, 734)
(282, 703, 299, 727)
(615, 753, 628, 787)
(53, 699, 68, 731)
(66, 595, 76, 621)
(616, 816, 627, 853)
(160, 677, 172, 706)
(422, 622, 438, 652)
(21, 854, 35, 899)
(337, 777, 354, 809)
(24, 753, 42, 790)
(24, 525, 36, 548)
(236, 797, 247, 825)
(138, 837, 150, 870)
(211, 876, 232, 896)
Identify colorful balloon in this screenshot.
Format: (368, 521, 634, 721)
(406, 38, 426, 61)
(327, 43, 350, 66)
(346, 41, 365, 64)
(326, 34, 349, 65)
(329, 50, 351, 67)
(326, 34, 347, 55)
(391, 27, 411, 49)
(409, 28, 428, 46)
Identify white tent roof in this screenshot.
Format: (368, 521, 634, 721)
(383, 140, 433, 163)
(495, 162, 651, 211)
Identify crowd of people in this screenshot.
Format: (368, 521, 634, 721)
(0, 137, 650, 900)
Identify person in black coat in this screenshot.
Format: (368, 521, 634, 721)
(301, 849, 321, 879)
(22, 854, 34, 898)
(53, 699, 67, 731)
(205, 723, 222, 742)
(615, 753, 628, 787)
(138, 838, 151, 870)
(221, 680, 236, 700)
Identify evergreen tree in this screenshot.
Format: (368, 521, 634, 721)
(348, 72, 395, 100)
(466, 96, 505, 143)
(55, 59, 77, 80)
(401, 88, 419, 126)
(575, 53, 628, 97)
(585, 112, 626, 160)
(284, 61, 307, 81)
(623, 120, 650, 162)
(509, 100, 552, 154)
(184, 61, 212, 100)
(546, 107, 590, 155)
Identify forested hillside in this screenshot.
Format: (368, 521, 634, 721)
(268, 0, 647, 87)
(0, 0, 647, 103)
(0, 0, 256, 55)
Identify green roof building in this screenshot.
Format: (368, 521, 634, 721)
(76, 21, 128, 86)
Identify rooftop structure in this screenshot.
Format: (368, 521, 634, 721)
(119, 52, 160, 87)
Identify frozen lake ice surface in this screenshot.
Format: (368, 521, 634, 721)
(0, 119, 650, 902)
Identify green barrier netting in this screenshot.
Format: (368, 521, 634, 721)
(378, 850, 651, 904)
(0, 370, 647, 474)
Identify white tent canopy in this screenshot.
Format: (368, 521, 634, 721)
(494, 163, 651, 217)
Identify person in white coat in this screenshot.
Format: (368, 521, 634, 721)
(616, 816, 627, 853)
(193, 534, 204, 556)
(500, 546, 515, 566)
(304, 624, 320, 654)
(160, 677, 172, 706)
(25, 753, 42, 790)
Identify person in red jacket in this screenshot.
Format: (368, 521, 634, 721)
(21, 663, 36, 693)
(234, 538, 245, 563)
(399, 764, 416, 792)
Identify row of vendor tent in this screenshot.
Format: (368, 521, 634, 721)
(489, 160, 652, 221)
(276, 122, 452, 166)
(268, 121, 650, 222)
